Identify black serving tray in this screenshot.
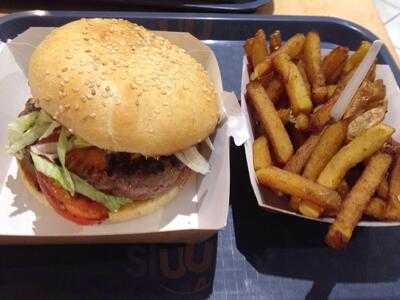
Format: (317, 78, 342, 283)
(0, 11, 399, 299)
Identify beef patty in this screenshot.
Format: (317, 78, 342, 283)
(66, 147, 192, 201)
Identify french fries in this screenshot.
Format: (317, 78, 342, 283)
(273, 53, 313, 115)
(247, 81, 294, 164)
(318, 123, 395, 189)
(253, 136, 272, 171)
(251, 33, 306, 80)
(304, 31, 327, 104)
(303, 121, 348, 181)
(337, 180, 350, 198)
(298, 121, 348, 217)
(310, 70, 355, 129)
(244, 29, 399, 249)
(277, 108, 291, 125)
(256, 167, 341, 211)
(264, 77, 285, 103)
(343, 79, 386, 119)
(326, 84, 337, 98)
(377, 174, 389, 199)
(387, 155, 400, 220)
(322, 46, 349, 84)
(326, 153, 392, 249)
(269, 30, 282, 52)
(284, 134, 320, 174)
(341, 41, 371, 76)
(294, 113, 310, 131)
(347, 106, 387, 140)
(365, 197, 387, 219)
(251, 30, 269, 67)
(296, 59, 312, 97)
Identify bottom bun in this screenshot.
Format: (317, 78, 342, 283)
(19, 162, 188, 224)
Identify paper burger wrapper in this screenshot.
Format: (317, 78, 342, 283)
(0, 27, 249, 244)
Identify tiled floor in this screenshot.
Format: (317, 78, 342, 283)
(374, 0, 400, 59)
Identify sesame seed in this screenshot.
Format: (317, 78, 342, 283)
(105, 86, 110, 92)
(90, 113, 96, 118)
(72, 87, 79, 92)
(62, 67, 68, 72)
(91, 89, 96, 96)
(66, 55, 73, 59)
(85, 49, 91, 53)
(74, 104, 79, 110)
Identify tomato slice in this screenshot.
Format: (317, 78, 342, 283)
(36, 172, 108, 225)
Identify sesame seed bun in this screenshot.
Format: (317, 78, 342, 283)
(19, 161, 188, 223)
(28, 18, 219, 156)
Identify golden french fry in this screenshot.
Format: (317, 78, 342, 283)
(304, 121, 348, 182)
(325, 153, 392, 249)
(321, 46, 349, 84)
(337, 180, 350, 199)
(341, 41, 371, 76)
(310, 70, 354, 130)
(256, 167, 341, 211)
(251, 33, 306, 80)
(387, 155, 400, 220)
(295, 113, 310, 131)
(247, 81, 294, 164)
(289, 197, 301, 211)
(273, 53, 313, 115)
(284, 134, 320, 174)
(377, 174, 389, 199)
(251, 30, 269, 67)
(264, 76, 285, 103)
(347, 106, 387, 140)
(287, 134, 321, 213)
(244, 37, 255, 68)
(296, 59, 312, 97)
(318, 123, 395, 190)
(277, 108, 291, 125)
(326, 84, 337, 98)
(364, 197, 387, 219)
(304, 31, 327, 104)
(269, 30, 282, 52)
(253, 136, 272, 171)
(299, 201, 324, 218)
(343, 79, 386, 119)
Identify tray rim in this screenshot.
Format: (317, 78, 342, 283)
(0, 10, 398, 80)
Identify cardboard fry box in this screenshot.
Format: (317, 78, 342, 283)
(241, 53, 400, 227)
(0, 27, 249, 244)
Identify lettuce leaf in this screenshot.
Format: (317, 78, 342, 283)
(31, 152, 130, 212)
(8, 111, 39, 145)
(57, 127, 75, 195)
(7, 110, 53, 154)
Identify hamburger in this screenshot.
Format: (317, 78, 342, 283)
(6, 19, 219, 225)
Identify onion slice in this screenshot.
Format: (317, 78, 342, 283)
(205, 137, 215, 151)
(175, 146, 210, 175)
(30, 142, 58, 161)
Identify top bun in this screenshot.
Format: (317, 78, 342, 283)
(29, 18, 219, 156)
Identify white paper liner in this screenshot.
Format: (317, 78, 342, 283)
(241, 54, 400, 227)
(0, 26, 249, 240)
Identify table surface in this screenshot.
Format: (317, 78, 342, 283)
(0, 0, 398, 66)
